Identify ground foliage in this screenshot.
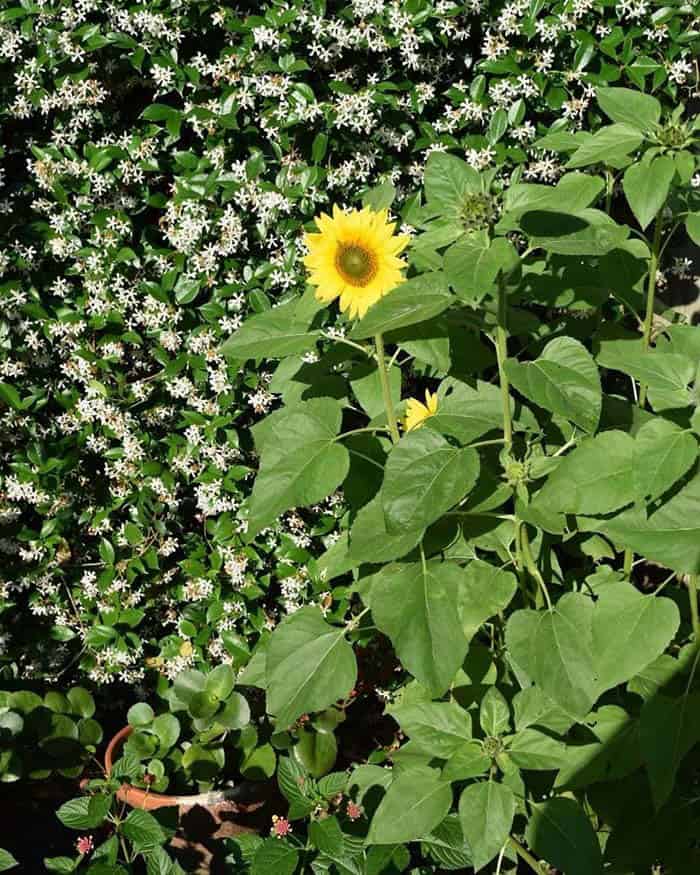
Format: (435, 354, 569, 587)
(0, 0, 700, 872)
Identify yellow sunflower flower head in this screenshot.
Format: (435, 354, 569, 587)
(303, 205, 410, 319)
(403, 389, 439, 432)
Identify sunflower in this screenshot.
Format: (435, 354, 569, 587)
(303, 205, 410, 319)
(403, 389, 439, 432)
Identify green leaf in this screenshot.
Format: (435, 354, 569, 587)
(442, 742, 491, 782)
(507, 728, 565, 770)
(0, 850, 18, 872)
(388, 701, 472, 757)
(246, 399, 349, 537)
(457, 560, 517, 642)
(505, 337, 601, 433)
(221, 298, 320, 360)
(66, 687, 95, 719)
(533, 431, 637, 515)
(686, 212, 700, 246)
(458, 781, 515, 871)
(293, 726, 337, 778)
(520, 208, 628, 255)
(506, 594, 598, 720)
(127, 702, 154, 727)
(349, 361, 401, 419)
(152, 714, 180, 752)
(145, 846, 178, 875)
(622, 156, 675, 230)
(597, 340, 695, 411)
(362, 179, 396, 212)
(420, 815, 474, 871)
(566, 124, 644, 168)
(591, 469, 700, 573)
(480, 687, 510, 736)
(266, 607, 356, 728)
(445, 234, 518, 302)
(43, 857, 74, 873)
(639, 693, 700, 809)
(350, 273, 453, 339)
(217, 692, 250, 730)
(427, 380, 505, 445)
(56, 795, 112, 830)
(205, 664, 235, 701)
(370, 560, 468, 696)
(367, 767, 453, 844)
(348, 493, 423, 563)
(251, 839, 298, 875)
(591, 583, 680, 694)
(526, 798, 603, 875)
(633, 419, 698, 502)
(424, 152, 481, 210)
(122, 810, 167, 853)
(172, 669, 206, 704)
(382, 429, 479, 533)
(596, 87, 661, 133)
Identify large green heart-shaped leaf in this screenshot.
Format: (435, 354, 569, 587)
(370, 560, 468, 696)
(382, 429, 479, 533)
(266, 608, 356, 728)
(591, 583, 680, 694)
(505, 336, 601, 433)
(458, 560, 517, 642)
(246, 399, 349, 538)
(590, 470, 700, 573)
(633, 418, 698, 502)
(506, 594, 598, 720)
(533, 430, 637, 516)
(348, 493, 423, 563)
(427, 380, 505, 445)
(525, 797, 604, 875)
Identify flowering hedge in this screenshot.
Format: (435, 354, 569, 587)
(0, 0, 699, 872)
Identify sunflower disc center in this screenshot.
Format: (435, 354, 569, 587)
(337, 244, 376, 285)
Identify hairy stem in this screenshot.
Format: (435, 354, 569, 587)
(687, 575, 700, 642)
(520, 525, 552, 611)
(374, 333, 400, 443)
(624, 212, 665, 578)
(509, 836, 548, 875)
(639, 213, 663, 407)
(495, 274, 513, 452)
(623, 547, 633, 581)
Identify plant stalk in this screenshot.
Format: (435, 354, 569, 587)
(374, 333, 400, 444)
(495, 275, 513, 452)
(687, 575, 700, 642)
(624, 211, 664, 578)
(639, 213, 663, 407)
(520, 525, 552, 611)
(509, 836, 548, 875)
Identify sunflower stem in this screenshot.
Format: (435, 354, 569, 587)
(639, 212, 663, 407)
(374, 332, 400, 444)
(509, 837, 547, 875)
(495, 274, 513, 453)
(687, 575, 700, 643)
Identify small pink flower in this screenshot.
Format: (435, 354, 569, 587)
(346, 801, 362, 821)
(271, 815, 292, 838)
(76, 836, 94, 855)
